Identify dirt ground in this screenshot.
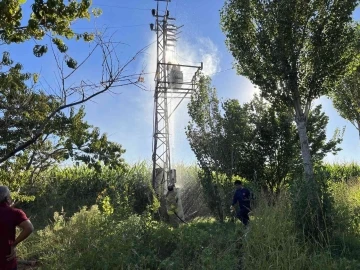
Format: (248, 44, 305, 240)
(18, 260, 39, 270)
(18, 266, 38, 270)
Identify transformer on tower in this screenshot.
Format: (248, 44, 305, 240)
(168, 64, 183, 89)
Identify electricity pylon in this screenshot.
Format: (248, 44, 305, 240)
(150, 0, 202, 198)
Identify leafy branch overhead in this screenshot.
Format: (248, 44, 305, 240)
(0, 0, 102, 67)
(0, 0, 150, 187)
(0, 33, 147, 166)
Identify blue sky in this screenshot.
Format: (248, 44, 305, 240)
(7, 0, 360, 165)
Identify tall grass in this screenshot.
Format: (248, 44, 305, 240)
(21, 162, 212, 228)
(18, 190, 360, 269)
(323, 162, 360, 183)
(329, 177, 360, 260)
(19, 209, 241, 269)
(242, 193, 308, 269)
(15, 162, 360, 269)
(21, 162, 152, 228)
(242, 193, 360, 269)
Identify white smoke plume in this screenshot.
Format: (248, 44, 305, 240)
(140, 35, 220, 164)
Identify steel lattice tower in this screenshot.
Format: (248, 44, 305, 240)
(150, 0, 202, 197)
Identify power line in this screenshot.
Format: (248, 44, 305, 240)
(72, 24, 149, 30)
(209, 67, 234, 76)
(95, 4, 152, 11)
(95, 4, 167, 13)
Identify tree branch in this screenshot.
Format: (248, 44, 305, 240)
(0, 34, 149, 164)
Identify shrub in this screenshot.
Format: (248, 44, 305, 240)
(17, 190, 360, 269)
(15, 163, 360, 269)
(21, 163, 152, 228)
(242, 193, 360, 270)
(160, 218, 240, 269)
(329, 178, 360, 260)
(242, 193, 309, 269)
(199, 170, 248, 222)
(18, 208, 240, 269)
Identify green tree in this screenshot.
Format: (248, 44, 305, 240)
(0, 0, 97, 161)
(237, 97, 299, 193)
(1, 105, 125, 172)
(187, 76, 224, 173)
(331, 71, 360, 140)
(187, 76, 342, 197)
(0, 1, 146, 164)
(0, 104, 126, 202)
(0, 39, 143, 165)
(186, 76, 226, 220)
(220, 0, 356, 182)
(330, 26, 360, 140)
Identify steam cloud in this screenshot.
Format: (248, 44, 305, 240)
(141, 36, 220, 164)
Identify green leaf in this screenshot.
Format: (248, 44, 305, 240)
(52, 38, 68, 53)
(33, 73, 39, 84)
(65, 57, 78, 69)
(92, 8, 103, 17)
(83, 32, 94, 42)
(33, 45, 48, 57)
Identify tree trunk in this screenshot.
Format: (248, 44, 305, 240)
(213, 182, 224, 222)
(295, 115, 315, 182)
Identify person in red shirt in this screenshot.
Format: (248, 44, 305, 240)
(0, 186, 34, 270)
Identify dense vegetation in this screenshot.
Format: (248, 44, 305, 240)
(1, 0, 360, 269)
(10, 163, 360, 269)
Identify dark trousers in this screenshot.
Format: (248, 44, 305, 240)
(236, 209, 250, 225)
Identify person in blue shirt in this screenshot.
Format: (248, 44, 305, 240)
(231, 180, 251, 225)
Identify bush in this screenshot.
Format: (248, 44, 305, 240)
(287, 164, 360, 256)
(290, 171, 335, 245)
(17, 189, 360, 270)
(18, 207, 240, 269)
(329, 178, 360, 260)
(15, 163, 360, 269)
(199, 170, 247, 222)
(242, 193, 360, 270)
(21, 163, 153, 228)
(160, 219, 240, 269)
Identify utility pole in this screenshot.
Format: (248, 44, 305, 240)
(150, 0, 202, 200)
